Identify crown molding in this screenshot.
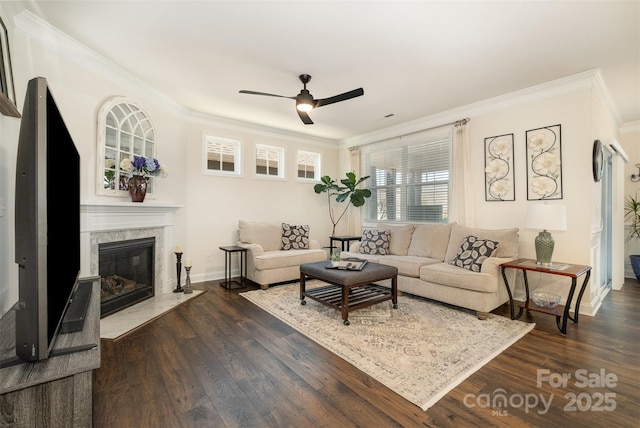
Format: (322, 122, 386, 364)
(13, 10, 622, 147)
(13, 9, 334, 145)
(620, 120, 640, 133)
(342, 69, 620, 147)
(14, 10, 191, 117)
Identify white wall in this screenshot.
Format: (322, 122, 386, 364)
(0, 3, 24, 314)
(182, 119, 339, 282)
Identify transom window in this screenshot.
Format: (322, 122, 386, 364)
(203, 136, 241, 175)
(362, 131, 451, 223)
(256, 144, 284, 178)
(97, 97, 158, 197)
(297, 150, 321, 180)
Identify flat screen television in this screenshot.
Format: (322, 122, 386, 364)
(13, 76, 81, 362)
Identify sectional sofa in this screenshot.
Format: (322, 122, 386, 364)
(340, 222, 520, 319)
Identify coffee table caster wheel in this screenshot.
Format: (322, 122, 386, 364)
(393, 304, 398, 309)
(301, 300, 306, 305)
(343, 320, 350, 326)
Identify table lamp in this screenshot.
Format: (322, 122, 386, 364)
(524, 203, 567, 265)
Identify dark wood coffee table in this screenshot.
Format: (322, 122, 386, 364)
(299, 261, 398, 325)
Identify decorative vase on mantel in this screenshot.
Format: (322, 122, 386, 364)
(128, 174, 147, 202)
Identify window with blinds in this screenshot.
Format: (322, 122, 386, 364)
(297, 150, 321, 180)
(203, 136, 241, 175)
(256, 144, 284, 178)
(362, 132, 451, 223)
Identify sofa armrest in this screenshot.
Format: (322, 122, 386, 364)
(309, 239, 321, 249)
(481, 256, 514, 277)
(237, 242, 264, 256)
(482, 257, 517, 300)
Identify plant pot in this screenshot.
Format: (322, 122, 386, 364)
(630, 255, 640, 281)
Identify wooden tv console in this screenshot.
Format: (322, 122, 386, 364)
(0, 277, 100, 427)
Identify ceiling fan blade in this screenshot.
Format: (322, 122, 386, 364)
(239, 90, 295, 99)
(297, 110, 313, 125)
(314, 88, 364, 108)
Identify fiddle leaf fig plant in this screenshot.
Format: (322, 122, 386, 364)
(314, 172, 371, 236)
(624, 195, 640, 242)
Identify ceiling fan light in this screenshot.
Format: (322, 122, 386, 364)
(296, 90, 314, 112)
(296, 101, 313, 112)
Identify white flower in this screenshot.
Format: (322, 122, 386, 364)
(120, 158, 133, 172)
(531, 176, 557, 197)
(105, 158, 116, 169)
(490, 180, 512, 197)
(532, 152, 560, 175)
(528, 133, 551, 152)
(485, 159, 508, 179)
(490, 138, 511, 157)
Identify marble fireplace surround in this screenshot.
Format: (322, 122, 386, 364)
(80, 202, 182, 298)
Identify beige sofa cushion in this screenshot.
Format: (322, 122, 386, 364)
(407, 223, 452, 260)
(420, 262, 499, 293)
(444, 223, 519, 262)
(376, 223, 415, 256)
(238, 220, 282, 251)
(253, 249, 327, 271)
(379, 255, 441, 277)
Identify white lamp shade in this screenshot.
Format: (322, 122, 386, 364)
(525, 204, 567, 231)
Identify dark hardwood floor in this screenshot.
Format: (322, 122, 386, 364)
(93, 278, 640, 427)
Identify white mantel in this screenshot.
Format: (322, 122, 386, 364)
(80, 202, 183, 295)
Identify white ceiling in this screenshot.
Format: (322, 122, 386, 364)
(10, 1, 640, 140)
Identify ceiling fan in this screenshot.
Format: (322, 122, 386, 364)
(239, 74, 364, 125)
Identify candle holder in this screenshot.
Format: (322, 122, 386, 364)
(184, 266, 193, 294)
(174, 252, 184, 293)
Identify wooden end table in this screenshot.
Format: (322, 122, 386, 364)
(500, 258, 591, 335)
(299, 261, 398, 325)
(329, 235, 361, 252)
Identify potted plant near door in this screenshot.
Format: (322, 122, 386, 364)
(624, 195, 640, 280)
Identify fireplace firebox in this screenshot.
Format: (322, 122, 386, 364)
(99, 237, 155, 318)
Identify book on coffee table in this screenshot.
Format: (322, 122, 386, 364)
(326, 258, 368, 271)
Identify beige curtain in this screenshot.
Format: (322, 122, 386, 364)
(451, 120, 475, 226)
(348, 146, 362, 235)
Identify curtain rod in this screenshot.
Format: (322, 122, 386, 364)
(348, 117, 470, 151)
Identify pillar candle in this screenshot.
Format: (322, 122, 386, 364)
(184, 258, 192, 267)
(175, 245, 181, 253)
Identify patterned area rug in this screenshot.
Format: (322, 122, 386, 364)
(240, 282, 535, 411)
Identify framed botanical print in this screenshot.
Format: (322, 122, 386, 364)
(0, 15, 19, 117)
(484, 133, 515, 201)
(526, 124, 562, 200)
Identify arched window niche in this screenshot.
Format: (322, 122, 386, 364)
(96, 97, 159, 198)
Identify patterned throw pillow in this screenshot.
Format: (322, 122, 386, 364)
(282, 223, 310, 250)
(359, 229, 391, 255)
(450, 235, 499, 272)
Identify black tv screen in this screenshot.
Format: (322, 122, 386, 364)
(14, 76, 80, 362)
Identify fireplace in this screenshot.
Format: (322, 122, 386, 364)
(99, 237, 155, 318)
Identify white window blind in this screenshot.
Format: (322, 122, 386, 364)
(297, 150, 321, 179)
(362, 132, 451, 223)
(205, 136, 240, 174)
(256, 144, 284, 177)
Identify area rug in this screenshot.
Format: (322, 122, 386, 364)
(240, 282, 534, 411)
